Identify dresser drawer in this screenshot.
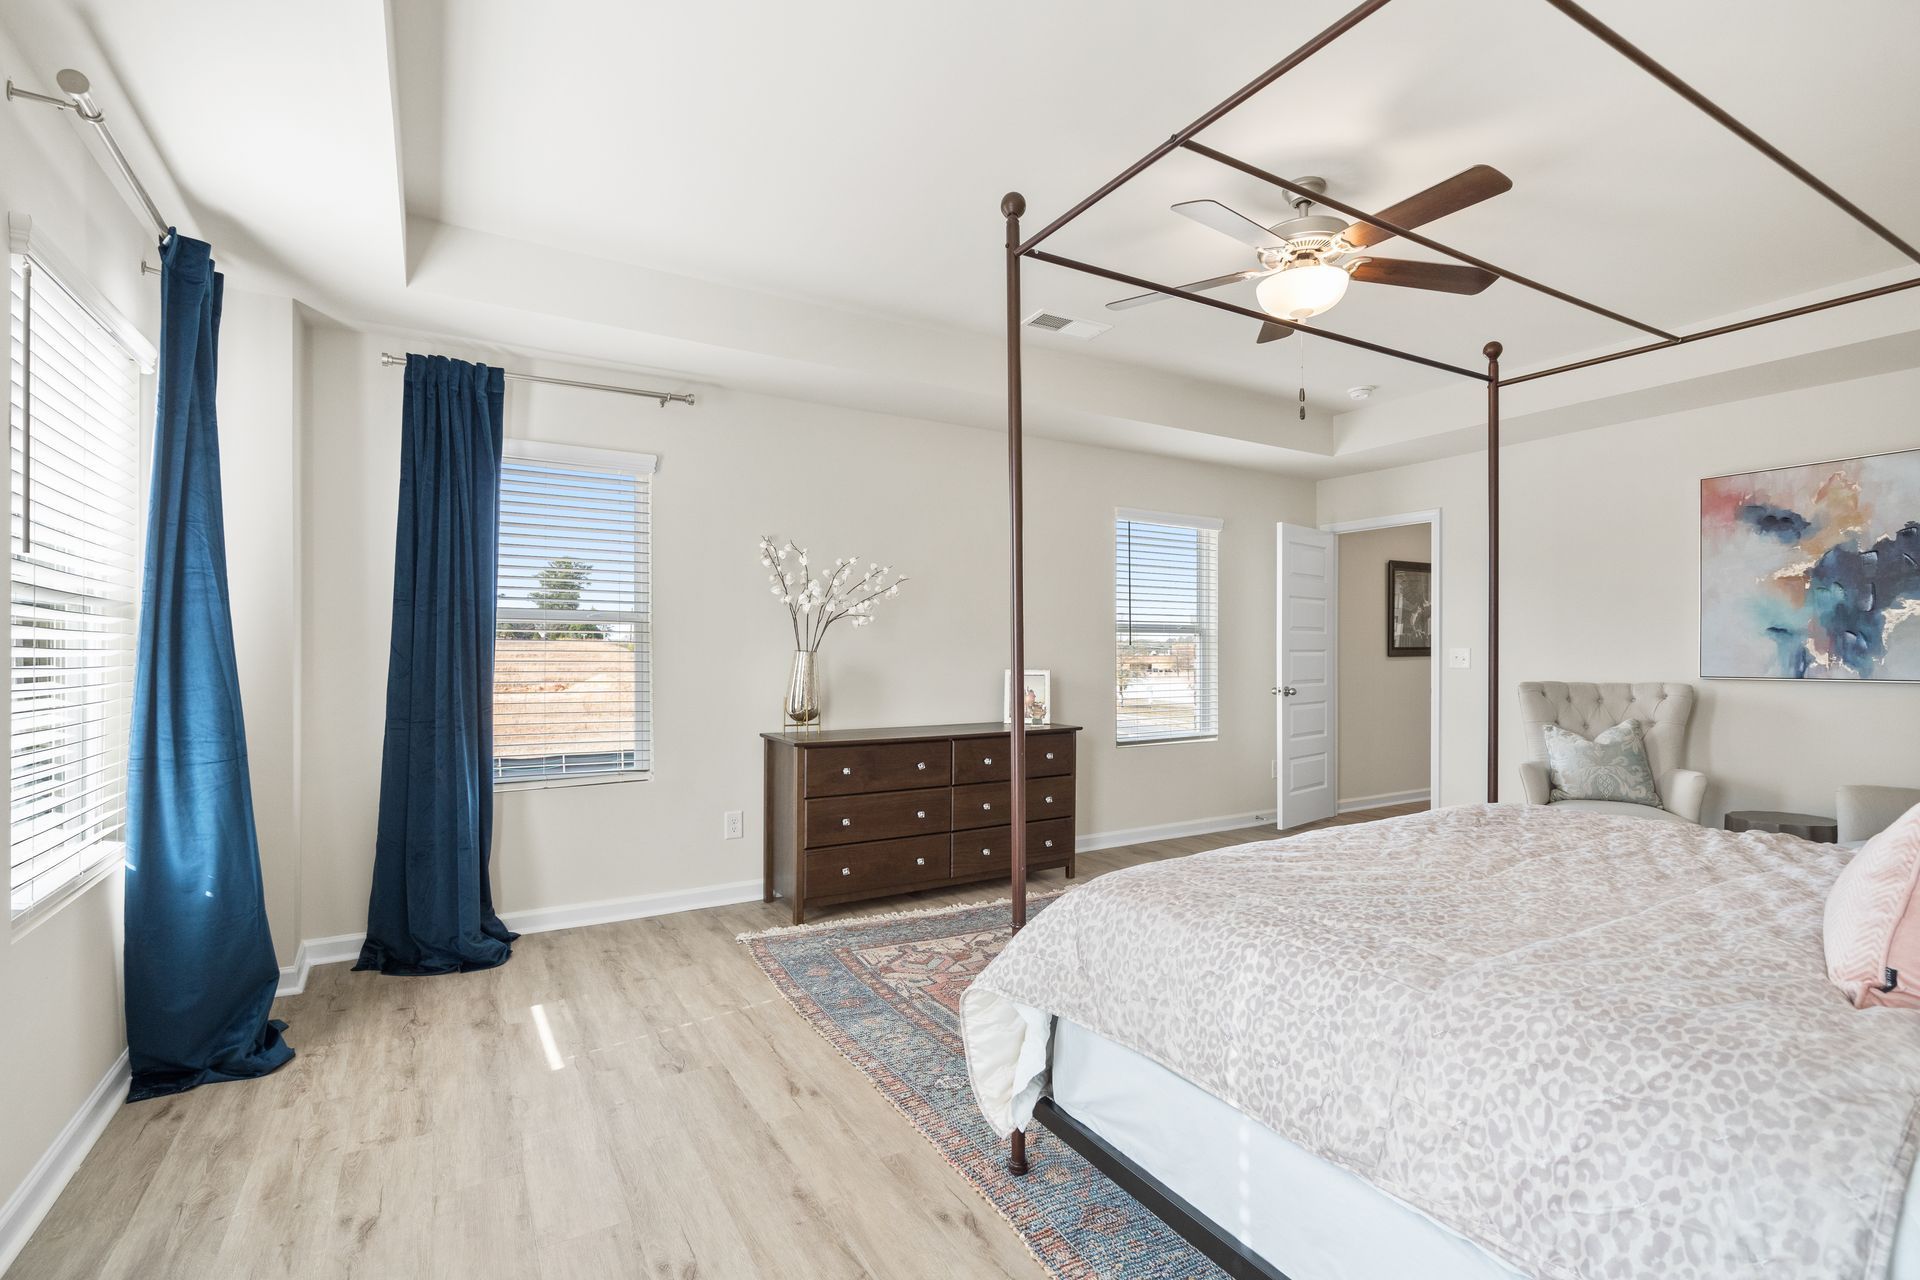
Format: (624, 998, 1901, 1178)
(1028, 816, 1074, 863)
(804, 740, 952, 797)
(952, 777, 1075, 830)
(952, 818, 1075, 875)
(807, 835, 948, 896)
(806, 786, 951, 847)
(953, 732, 1074, 784)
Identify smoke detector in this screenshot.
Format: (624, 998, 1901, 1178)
(1347, 384, 1378, 401)
(1022, 309, 1111, 340)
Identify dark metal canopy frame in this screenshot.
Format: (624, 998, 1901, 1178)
(994, 0, 1920, 1236)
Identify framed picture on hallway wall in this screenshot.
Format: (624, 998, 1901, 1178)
(1387, 560, 1432, 658)
(1701, 447, 1920, 680)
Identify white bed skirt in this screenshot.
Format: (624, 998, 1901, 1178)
(1050, 1018, 1920, 1280)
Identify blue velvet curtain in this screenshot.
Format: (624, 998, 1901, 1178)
(124, 233, 292, 1101)
(355, 355, 516, 975)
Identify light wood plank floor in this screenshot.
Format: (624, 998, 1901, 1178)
(11, 803, 1422, 1280)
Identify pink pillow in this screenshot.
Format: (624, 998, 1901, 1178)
(1825, 802, 1920, 1009)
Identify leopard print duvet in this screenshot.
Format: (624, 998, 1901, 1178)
(961, 803, 1920, 1279)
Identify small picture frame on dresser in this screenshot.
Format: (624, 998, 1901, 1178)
(1003, 669, 1051, 725)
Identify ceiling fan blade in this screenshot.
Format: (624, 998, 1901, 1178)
(1105, 268, 1266, 311)
(1348, 257, 1498, 295)
(1343, 165, 1512, 249)
(1255, 321, 1295, 344)
(1173, 199, 1284, 249)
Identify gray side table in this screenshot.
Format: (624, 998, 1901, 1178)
(1724, 810, 1839, 843)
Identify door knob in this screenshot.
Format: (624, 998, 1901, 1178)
(1276, 686, 1299, 697)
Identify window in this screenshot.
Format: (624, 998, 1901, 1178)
(1115, 509, 1220, 745)
(493, 441, 653, 786)
(9, 253, 143, 920)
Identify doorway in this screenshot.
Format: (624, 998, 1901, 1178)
(1275, 513, 1441, 831)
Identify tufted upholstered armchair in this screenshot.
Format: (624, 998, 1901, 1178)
(1517, 682, 1706, 824)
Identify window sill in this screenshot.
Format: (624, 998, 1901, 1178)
(494, 770, 652, 794)
(10, 854, 123, 943)
(1116, 735, 1220, 748)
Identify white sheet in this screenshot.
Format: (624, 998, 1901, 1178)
(1050, 1018, 1920, 1280)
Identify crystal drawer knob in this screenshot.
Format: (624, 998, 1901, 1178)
(841, 818, 852, 827)
(983, 757, 993, 765)
(982, 802, 992, 811)
(917, 761, 926, 770)
(981, 848, 991, 856)
(915, 857, 926, 866)
(916, 810, 926, 819)
(1044, 839, 1054, 848)
(1044, 795, 1053, 804)
(840, 867, 851, 876)
(842, 767, 852, 775)
(1045, 752, 1054, 760)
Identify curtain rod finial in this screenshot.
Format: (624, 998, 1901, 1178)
(1483, 340, 1503, 361)
(1001, 192, 1026, 219)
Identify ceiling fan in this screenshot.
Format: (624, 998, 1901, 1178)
(1107, 166, 1512, 342)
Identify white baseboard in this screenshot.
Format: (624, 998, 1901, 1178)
(1076, 811, 1273, 853)
(0, 1049, 128, 1276)
(1337, 788, 1430, 815)
(499, 879, 762, 936)
(274, 879, 764, 997)
(276, 931, 362, 998)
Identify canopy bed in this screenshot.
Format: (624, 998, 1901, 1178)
(978, 0, 1920, 1275)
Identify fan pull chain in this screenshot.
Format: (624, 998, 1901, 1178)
(1298, 337, 1307, 422)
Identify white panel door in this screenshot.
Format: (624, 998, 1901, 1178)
(1277, 524, 1337, 830)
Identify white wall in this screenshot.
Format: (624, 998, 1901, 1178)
(1319, 368, 1920, 821)
(0, 23, 153, 1254)
(213, 287, 304, 964)
(296, 324, 1315, 941)
(1335, 523, 1431, 806)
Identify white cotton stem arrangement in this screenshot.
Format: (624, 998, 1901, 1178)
(759, 535, 909, 652)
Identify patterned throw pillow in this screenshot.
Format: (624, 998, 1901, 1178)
(1824, 802, 1920, 1009)
(1542, 718, 1662, 807)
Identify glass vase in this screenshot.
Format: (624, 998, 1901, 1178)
(785, 649, 821, 725)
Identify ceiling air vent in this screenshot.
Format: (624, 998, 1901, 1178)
(1022, 309, 1111, 340)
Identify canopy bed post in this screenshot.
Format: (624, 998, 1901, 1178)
(1484, 341, 1502, 803)
(969, 1, 1920, 1262)
(1002, 190, 1032, 1180)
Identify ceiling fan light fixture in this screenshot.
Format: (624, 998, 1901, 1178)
(1255, 260, 1350, 321)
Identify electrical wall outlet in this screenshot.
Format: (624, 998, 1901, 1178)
(723, 810, 744, 840)
(1448, 647, 1472, 669)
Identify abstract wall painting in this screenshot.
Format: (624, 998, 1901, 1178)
(1701, 448, 1920, 681)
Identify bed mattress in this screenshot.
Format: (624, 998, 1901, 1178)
(1052, 1018, 1920, 1280)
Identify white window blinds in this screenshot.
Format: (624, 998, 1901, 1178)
(1115, 509, 1220, 745)
(9, 256, 142, 918)
(493, 442, 653, 785)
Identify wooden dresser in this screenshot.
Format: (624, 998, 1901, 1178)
(762, 722, 1081, 923)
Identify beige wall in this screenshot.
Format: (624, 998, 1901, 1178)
(1318, 367, 1920, 820)
(1335, 524, 1432, 806)
(216, 289, 306, 965)
(297, 324, 1316, 941)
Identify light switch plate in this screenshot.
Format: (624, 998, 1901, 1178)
(1448, 647, 1472, 669)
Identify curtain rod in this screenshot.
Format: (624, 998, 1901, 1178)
(377, 353, 696, 407)
(7, 70, 170, 242)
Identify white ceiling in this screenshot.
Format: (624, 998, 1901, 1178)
(5, 0, 1919, 471)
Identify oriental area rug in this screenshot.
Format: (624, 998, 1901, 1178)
(741, 895, 1222, 1280)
